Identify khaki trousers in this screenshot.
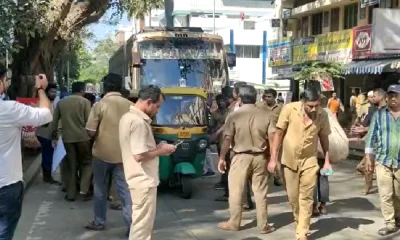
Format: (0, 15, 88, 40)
(282, 159, 319, 238)
(129, 187, 157, 240)
(228, 154, 269, 230)
(375, 162, 400, 228)
(63, 141, 92, 199)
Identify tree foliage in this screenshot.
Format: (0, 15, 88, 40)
(293, 61, 344, 82)
(1, 0, 166, 98)
(78, 37, 119, 83)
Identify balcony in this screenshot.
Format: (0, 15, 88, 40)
(290, 0, 353, 17)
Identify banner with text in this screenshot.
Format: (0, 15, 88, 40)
(268, 37, 292, 67)
(292, 30, 353, 65)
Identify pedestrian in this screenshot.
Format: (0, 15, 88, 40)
(0, 68, 53, 240)
(312, 95, 330, 216)
(84, 74, 132, 236)
(365, 85, 400, 236)
(327, 92, 344, 119)
(256, 88, 283, 186)
(119, 85, 176, 240)
(214, 83, 254, 211)
(269, 87, 332, 240)
(36, 82, 61, 185)
(49, 81, 92, 202)
(217, 85, 276, 234)
(353, 88, 386, 195)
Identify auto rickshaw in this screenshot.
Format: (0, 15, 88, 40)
(152, 88, 208, 199)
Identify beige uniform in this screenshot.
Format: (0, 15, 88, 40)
(119, 106, 159, 240)
(276, 102, 330, 238)
(224, 104, 276, 230)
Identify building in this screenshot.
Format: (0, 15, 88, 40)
(270, 0, 400, 103)
(111, 0, 291, 90)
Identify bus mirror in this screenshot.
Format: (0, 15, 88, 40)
(227, 52, 236, 67)
(132, 51, 141, 68)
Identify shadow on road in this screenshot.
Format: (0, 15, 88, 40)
(309, 217, 374, 239)
(328, 197, 377, 214)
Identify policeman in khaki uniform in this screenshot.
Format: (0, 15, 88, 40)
(119, 85, 176, 240)
(256, 88, 283, 186)
(269, 87, 332, 240)
(217, 85, 276, 234)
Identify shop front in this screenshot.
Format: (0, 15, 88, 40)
(292, 29, 353, 100)
(343, 25, 400, 96)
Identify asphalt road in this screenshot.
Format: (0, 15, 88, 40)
(14, 160, 400, 240)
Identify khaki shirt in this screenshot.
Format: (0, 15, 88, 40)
(257, 102, 282, 124)
(50, 95, 91, 143)
(276, 102, 331, 170)
(119, 106, 159, 189)
(224, 104, 276, 153)
(86, 92, 131, 163)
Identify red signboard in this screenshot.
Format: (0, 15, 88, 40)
(352, 25, 377, 59)
(17, 98, 40, 149)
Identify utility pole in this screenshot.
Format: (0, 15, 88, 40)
(213, 0, 216, 34)
(164, 0, 174, 28)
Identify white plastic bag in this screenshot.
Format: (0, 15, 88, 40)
(318, 108, 349, 163)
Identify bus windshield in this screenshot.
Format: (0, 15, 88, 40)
(139, 38, 228, 90)
(153, 95, 207, 126)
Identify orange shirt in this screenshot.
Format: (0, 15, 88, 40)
(328, 98, 340, 113)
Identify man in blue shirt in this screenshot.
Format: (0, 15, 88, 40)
(365, 85, 400, 236)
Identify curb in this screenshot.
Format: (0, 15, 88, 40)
(22, 155, 41, 194)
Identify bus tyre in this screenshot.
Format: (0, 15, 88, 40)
(180, 175, 192, 199)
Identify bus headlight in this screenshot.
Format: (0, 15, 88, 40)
(198, 139, 207, 150)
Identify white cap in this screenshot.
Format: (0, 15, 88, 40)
(367, 91, 374, 97)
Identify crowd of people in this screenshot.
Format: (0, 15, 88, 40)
(1, 59, 400, 240)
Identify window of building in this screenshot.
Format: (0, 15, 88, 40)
(344, 3, 358, 29)
(330, 8, 340, 31)
(301, 16, 309, 37)
(312, 12, 323, 35)
(380, 0, 392, 8)
(244, 21, 256, 30)
(368, 4, 379, 24)
(235, 45, 260, 58)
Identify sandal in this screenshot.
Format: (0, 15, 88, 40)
(260, 224, 276, 234)
(378, 227, 398, 236)
(218, 221, 239, 231)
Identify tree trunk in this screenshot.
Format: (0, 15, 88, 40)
(9, 36, 65, 99)
(164, 0, 174, 28)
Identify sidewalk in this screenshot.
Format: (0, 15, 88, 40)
(22, 149, 42, 191)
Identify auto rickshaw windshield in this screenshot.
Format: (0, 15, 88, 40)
(153, 95, 207, 126)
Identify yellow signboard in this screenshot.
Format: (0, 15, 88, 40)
(292, 30, 353, 65)
(292, 42, 318, 65)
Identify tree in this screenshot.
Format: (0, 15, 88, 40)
(125, 0, 164, 30)
(3, 0, 163, 98)
(293, 60, 344, 91)
(78, 37, 119, 83)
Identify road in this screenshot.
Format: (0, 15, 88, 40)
(14, 160, 400, 240)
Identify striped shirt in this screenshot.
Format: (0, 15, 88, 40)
(365, 107, 400, 168)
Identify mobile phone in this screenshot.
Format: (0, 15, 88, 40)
(175, 140, 184, 147)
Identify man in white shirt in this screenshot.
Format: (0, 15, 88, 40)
(0, 64, 53, 240)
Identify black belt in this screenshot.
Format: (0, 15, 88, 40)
(233, 151, 264, 155)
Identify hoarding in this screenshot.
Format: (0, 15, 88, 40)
(371, 9, 400, 54)
(268, 38, 292, 67)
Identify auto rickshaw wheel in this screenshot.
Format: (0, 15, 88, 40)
(180, 175, 192, 199)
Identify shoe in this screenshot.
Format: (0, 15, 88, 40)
(214, 182, 225, 190)
(215, 195, 228, 202)
(218, 221, 239, 231)
(85, 221, 105, 231)
(202, 170, 216, 178)
(80, 192, 92, 202)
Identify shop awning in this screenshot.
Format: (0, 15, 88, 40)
(343, 59, 397, 75)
